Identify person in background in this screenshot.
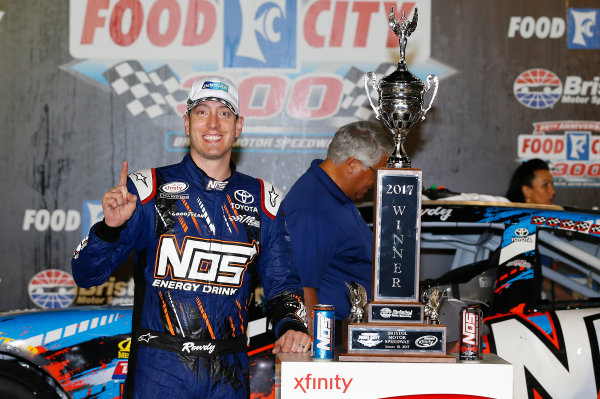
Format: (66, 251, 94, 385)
(281, 121, 393, 344)
(505, 158, 556, 205)
(72, 76, 309, 399)
(505, 158, 572, 301)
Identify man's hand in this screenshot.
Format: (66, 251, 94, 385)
(102, 161, 137, 227)
(272, 330, 311, 354)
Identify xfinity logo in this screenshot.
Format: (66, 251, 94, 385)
(234, 190, 254, 204)
(160, 182, 189, 194)
(293, 373, 353, 394)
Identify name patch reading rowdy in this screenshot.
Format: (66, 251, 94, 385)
(154, 235, 258, 289)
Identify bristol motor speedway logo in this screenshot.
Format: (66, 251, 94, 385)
(67, 0, 452, 152)
(517, 120, 600, 187)
(28, 269, 77, 309)
(514, 68, 600, 109)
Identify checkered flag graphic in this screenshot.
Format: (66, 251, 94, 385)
(103, 61, 187, 119)
(559, 219, 575, 229)
(575, 221, 591, 232)
(590, 225, 600, 235)
(546, 217, 560, 227)
(337, 63, 395, 120)
(531, 216, 546, 225)
(148, 65, 189, 109)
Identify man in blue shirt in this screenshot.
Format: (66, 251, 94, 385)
(282, 121, 393, 343)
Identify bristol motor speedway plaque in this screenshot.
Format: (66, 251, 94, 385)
(340, 322, 452, 360)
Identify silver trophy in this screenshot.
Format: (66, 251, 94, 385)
(365, 7, 439, 168)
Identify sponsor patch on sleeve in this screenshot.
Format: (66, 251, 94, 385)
(129, 168, 156, 204)
(259, 179, 282, 219)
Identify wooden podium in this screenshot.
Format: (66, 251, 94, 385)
(339, 168, 454, 362)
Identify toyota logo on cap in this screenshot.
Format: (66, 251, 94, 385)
(515, 227, 529, 237)
(234, 190, 254, 204)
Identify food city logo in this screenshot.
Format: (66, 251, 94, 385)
(517, 120, 600, 187)
(22, 201, 104, 241)
(66, 0, 446, 137)
(70, 0, 298, 66)
(508, 9, 600, 49)
(153, 235, 258, 295)
(513, 69, 600, 109)
(69, 0, 430, 64)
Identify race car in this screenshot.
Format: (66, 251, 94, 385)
(413, 200, 600, 399)
(0, 293, 276, 399)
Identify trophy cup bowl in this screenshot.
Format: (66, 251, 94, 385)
(364, 7, 439, 168)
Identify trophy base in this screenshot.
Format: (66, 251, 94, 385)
(342, 320, 449, 360)
(338, 352, 456, 363)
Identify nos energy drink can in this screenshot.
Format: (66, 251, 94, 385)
(460, 305, 482, 361)
(313, 304, 334, 360)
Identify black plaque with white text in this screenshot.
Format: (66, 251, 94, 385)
(373, 169, 422, 302)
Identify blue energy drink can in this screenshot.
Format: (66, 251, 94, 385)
(312, 304, 334, 360)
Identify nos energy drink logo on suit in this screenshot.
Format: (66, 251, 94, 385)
(224, 0, 297, 69)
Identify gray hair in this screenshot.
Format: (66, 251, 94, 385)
(327, 121, 394, 168)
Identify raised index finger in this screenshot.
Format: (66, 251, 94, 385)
(119, 161, 129, 187)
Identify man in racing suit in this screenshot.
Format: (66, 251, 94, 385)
(72, 76, 310, 399)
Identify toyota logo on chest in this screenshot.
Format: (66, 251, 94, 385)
(234, 190, 254, 204)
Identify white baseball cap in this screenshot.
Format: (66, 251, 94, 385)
(187, 76, 240, 115)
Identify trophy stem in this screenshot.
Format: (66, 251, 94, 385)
(387, 135, 411, 168)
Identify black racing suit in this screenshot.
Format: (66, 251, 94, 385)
(72, 155, 307, 398)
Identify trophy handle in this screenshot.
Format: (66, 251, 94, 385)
(364, 72, 381, 119)
(421, 74, 439, 119)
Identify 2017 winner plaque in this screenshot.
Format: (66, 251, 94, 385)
(373, 169, 422, 302)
